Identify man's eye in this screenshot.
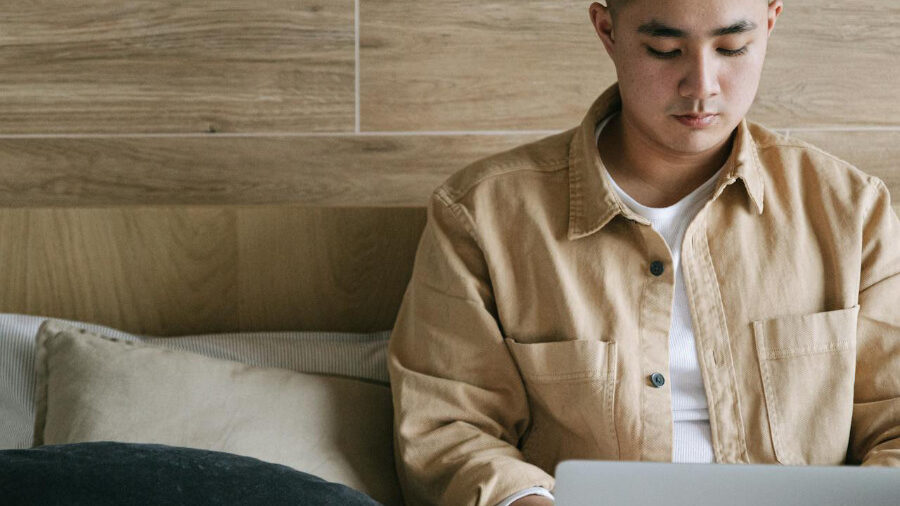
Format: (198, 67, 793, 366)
(719, 46, 749, 56)
(645, 46, 749, 59)
(646, 46, 680, 59)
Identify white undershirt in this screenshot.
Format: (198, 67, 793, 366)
(496, 113, 720, 506)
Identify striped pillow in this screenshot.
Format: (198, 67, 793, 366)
(0, 313, 390, 450)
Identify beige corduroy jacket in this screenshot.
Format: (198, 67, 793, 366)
(388, 81, 900, 506)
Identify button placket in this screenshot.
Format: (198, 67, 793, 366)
(680, 210, 750, 463)
(634, 223, 675, 460)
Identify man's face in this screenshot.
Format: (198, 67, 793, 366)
(595, 0, 779, 155)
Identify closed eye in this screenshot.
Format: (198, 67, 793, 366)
(719, 46, 748, 56)
(646, 47, 680, 59)
(645, 46, 749, 59)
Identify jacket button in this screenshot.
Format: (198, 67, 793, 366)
(649, 261, 664, 276)
(649, 372, 665, 388)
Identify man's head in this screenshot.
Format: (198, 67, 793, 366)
(589, 0, 783, 156)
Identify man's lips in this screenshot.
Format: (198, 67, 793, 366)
(673, 113, 719, 128)
(674, 113, 717, 118)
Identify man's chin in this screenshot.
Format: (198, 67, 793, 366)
(664, 134, 730, 156)
(667, 124, 736, 150)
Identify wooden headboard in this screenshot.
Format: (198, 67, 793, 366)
(0, 206, 426, 336)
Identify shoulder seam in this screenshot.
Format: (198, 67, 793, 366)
(762, 141, 858, 169)
(864, 178, 888, 220)
(433, 188, 488, 256)
(441, 160, 569, 204)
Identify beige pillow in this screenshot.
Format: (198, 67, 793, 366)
(32, 319, 402, 506)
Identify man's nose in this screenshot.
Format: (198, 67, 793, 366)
(680, 49, 721, 101)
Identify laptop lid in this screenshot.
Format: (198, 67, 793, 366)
(553, 460, 900, 506)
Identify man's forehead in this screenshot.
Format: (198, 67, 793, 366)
(614, 0, 767, 37)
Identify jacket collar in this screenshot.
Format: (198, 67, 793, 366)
(567, 81, 765, 241)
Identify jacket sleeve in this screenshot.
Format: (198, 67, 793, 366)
(388, 189, 555, 505)
(848, 178, 900, 466)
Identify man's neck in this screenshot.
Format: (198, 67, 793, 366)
(597, 111, 736, 208)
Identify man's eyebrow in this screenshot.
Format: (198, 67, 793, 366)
(636, 19, 759, 38)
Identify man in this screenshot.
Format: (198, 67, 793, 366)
(388, 0, 900, 504)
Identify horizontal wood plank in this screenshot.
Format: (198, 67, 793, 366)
(0, 134, 547, 206)
(6, 128, 893, 208)
(0, 0, 354, 134)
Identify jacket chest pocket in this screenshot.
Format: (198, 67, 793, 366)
(503, 337, 618, 471)
(752, 305, 859, 465)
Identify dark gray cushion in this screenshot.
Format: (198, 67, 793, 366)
(0, 441, 384, 506)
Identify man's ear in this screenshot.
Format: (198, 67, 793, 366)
(589, 2, 616, 59)
(766, 0, 783, 38)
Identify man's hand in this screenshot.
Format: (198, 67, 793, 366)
(510, 495, 554, 505)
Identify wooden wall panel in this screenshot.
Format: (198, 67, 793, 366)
(0, 212, 28, 310)
(0, 134, 545, 207)
(0, 206, 425, 335)
(360, 0, 899, 131)
(8, 207, 239, 335)
(756, 1, 900, 129)
(237, 206, 426, 332)
(0, 0, 354, 134)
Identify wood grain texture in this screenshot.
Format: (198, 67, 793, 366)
(360, 0, 900, 131)
(0, 206, 425, 335)
(237, 206, 426, 332)
(755, 1, 900, 129)
(0, 212, 28, 311)
(16, 207, 239, 335)
(0, 134, 546, 206)
(787, 130, 900, 203)
(361, 0, 607, 132)
(0, 0, 354, 134)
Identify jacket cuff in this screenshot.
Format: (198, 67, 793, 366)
(494, 486, 554, 506)
(465, 460, 555, 506)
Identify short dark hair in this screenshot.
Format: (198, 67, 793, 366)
(606, 0, 770, 21)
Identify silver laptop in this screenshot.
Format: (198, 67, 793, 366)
(553, 460, 900, 506)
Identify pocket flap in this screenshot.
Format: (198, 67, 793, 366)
(752, 305, 860, 360)
(503, 338, 616, 383)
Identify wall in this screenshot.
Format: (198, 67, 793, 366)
(0, 1, 896, 212)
